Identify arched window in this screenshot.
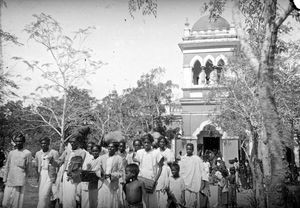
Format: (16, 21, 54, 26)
(192, 60, 202, 85)
(204, 59, 214, 84)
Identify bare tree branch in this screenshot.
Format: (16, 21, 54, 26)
(232, 1, 260, 72)
(275, 2, 294, 30)
(34, 108, 61, 136)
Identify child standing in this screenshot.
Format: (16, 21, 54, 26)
(228, 167, 238, 208)
(123, 163, 145, 208)
(166, 163, 185, 208)
(215, 170, 228, 208)
(200, 155, 211, 208)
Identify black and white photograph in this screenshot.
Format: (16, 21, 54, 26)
(1, 0, 300, 208)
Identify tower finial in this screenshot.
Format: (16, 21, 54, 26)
(185, 18, 189, 27)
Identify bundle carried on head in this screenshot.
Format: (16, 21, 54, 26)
(77, 126, 90, 138)
(67, 126, 91, 145)
(103, 131, 125, 144)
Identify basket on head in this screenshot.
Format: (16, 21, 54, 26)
(104, 131, 125, 144)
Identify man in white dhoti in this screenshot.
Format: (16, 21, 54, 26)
(134, 134, 164, 208)
(50, 133, 86, 208)
(96, 141, 124, 208)
(77, 141, 95, 208)
(35, 137, 59, 208)
(2, 134, 32, 208)
(179, 143, 204, 208)
(156, 136, 175, 208)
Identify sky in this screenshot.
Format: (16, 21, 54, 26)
(2, 0, 299, 101)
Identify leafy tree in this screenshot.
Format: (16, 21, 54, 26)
(0, 0, 22, 104)
(211, 56, 267, 207)
(210, 27, 300, 208)
(0, 72, 18, 104)
(90, 68, 178, 144)
(25, 87, 98, 151)
(128, 0, 157, 17)
(199, 1, 300, 207)
(138, 0, 300, 206)
(211, 39, 300, 206)
(14, 13, 103, 152)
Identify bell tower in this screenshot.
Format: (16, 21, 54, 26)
(177, 15, 240, 165)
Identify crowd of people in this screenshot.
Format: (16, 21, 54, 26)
(0, 131, 246, 208)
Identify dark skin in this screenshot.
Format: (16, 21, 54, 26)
(14, 137, 25, 150)
(171, 166, 180, 179)
(133, 140, 142, 152)
(69, 137, 79, 151)
(158, 138, 167, 151)
(118, 142, 126, 154)
(132, 138, 164, 189)
(41, 140, 50, 153)
(91, 146, 100, 159)
(186, 144, 194, 156)
(86, 146, 101, 170)
(36, 140, 50, 182)
(143, 139, 152, 152)
(87, 143, 94, 155)
(167, 166, 185, 206)
(104, 143, 117, 179)
(124, 167, 145, 205)
(131, 140, 142, 160)
(49, 138, 79, 167)
(142, 138, 164, 185)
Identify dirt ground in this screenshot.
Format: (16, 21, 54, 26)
(22, 178, 252, 208)
(23, 178, 39, 208)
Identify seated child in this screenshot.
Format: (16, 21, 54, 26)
(166, 163, 185, 208)
(123, 163, 145, 208)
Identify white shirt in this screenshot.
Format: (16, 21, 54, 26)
(135, 148, 162, 180)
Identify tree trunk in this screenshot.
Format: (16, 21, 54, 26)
(248, 123, 267, 208)
(0, 0, 3, 73)
(59, 91, 67, 153)
(258, 0, 289, 207)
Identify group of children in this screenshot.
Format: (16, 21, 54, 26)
(123, 162, 185, 208)
(0, 130, 240, 208)
(203, 154, 239, 208)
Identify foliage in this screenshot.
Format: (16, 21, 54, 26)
(13, 13, 103, 149)
(274, 40, 300, 140)
(0, 73, 18, 104)
(88, 68, 178, 144)
(17, 13, 103, 90)
(210, 55, 261, 146)
(27, 87, 98, 143)
(0, 29, 21, 46)
(128, 0, 157, 18)
(0, 101, 56, 152)
(201, 0, 300, 207)
(0, 0, 22, 46)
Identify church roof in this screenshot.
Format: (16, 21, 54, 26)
(191, 15, 230, 31)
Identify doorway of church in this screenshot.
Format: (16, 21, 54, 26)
(203, 137, 220, 153)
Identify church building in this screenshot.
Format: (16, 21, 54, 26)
(176, 15, 240, 167)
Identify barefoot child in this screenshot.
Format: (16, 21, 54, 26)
(228, 167, 238, 208)
(166, 163, 185, 208)
(123, 164, 145, 208)
(215, 170, 229, 208)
